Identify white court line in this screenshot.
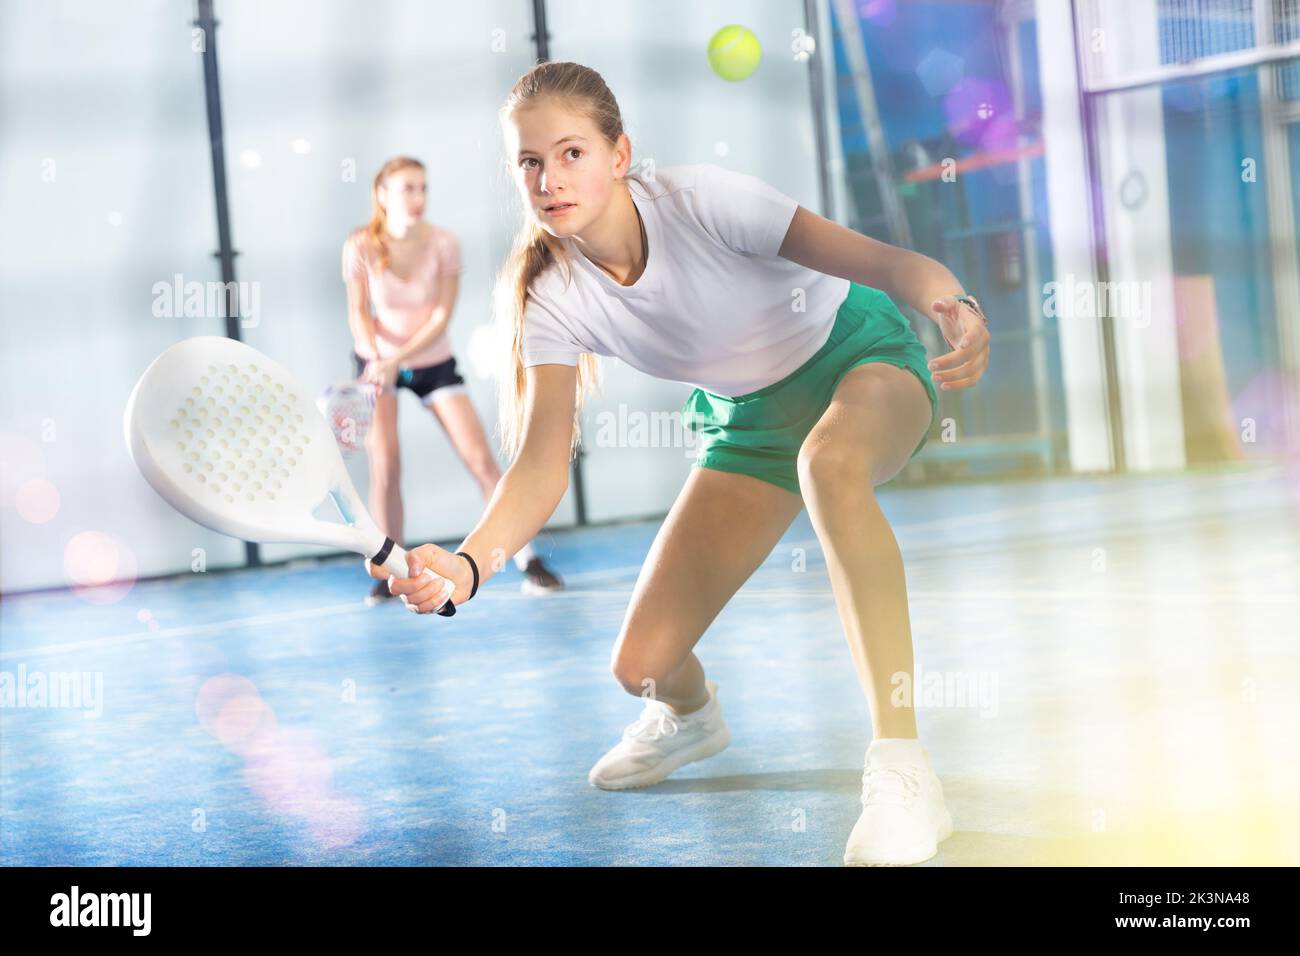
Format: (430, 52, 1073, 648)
(4, 469, 1287, 661)
(8, 583, 1296, 662)
(404, 584, 1300, 604)
(0, 601, 367, 662)
(506, 585, 1300, 605)
(906, 588, 1300, 604)
(562, 478, 1256, 583)
(615, 587, 1299, 604)
(0, 586, 649, 661)
(551, 565, 643, 584)
(784, 467, 1287, 550)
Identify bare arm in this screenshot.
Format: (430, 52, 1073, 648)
(345, 277, 379, 359)
(778, 205, 992, 388)
(386, 273, 459, 367)
(453, 362, 574, 592)
(778, 205, 965, 320)
(372, 363, 578, 613)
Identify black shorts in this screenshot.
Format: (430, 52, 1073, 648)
(353, 353, 467, 405)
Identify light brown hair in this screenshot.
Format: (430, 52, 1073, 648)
(494, 61, 640, 464)
(363, 156, 425, 273)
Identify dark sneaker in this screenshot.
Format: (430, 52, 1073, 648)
(520, 557, 565, 594)
(364, 577, 396, 608)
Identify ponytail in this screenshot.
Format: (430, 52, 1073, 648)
(364, 156, 425, 273)
(495, 61, 631, 464)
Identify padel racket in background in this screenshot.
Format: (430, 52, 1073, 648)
(316, 381, 377, 457)
(124, 336, 457, 614)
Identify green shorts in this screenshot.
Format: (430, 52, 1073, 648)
(681, 281, 939, 495)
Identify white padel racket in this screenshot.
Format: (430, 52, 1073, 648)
(124, 336, 458, 615)
(315, 381, 377, 458)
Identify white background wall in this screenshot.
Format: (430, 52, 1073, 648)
(1, 0, 819, 593)
(1, 0, 246, 593)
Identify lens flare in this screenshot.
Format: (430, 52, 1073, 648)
(856, 0, 896, 24)
(304, 796, 365, 849)
(15, 478, 59, 523)
(242, 727, 334, 815)
(63, 531, 137, 604)
(0, 431, 45, 508)
(944, 77, 1013, 147)
(195, 674, 277, 754)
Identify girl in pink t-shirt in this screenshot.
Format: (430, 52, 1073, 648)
(343, 156, 564, 605)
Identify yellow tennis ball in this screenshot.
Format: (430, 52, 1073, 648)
(708, 25, 762, 82)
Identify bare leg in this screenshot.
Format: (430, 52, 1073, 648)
(426, 391, 503, 500)
(610, 467, 805, 714)
(365, 387, 403, 542)
(797, 362, 934, 740)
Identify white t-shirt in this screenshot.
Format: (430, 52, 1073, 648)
(521, 163, 851, 397)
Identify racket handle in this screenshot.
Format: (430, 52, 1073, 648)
(371, 541, 456, 614)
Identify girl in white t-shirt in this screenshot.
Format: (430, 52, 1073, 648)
(371, 63, 991, 866)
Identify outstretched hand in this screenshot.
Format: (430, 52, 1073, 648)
(928, 297, 991, 392)
(366, 543, 473, 614)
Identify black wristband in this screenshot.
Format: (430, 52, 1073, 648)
(456, 551, 480, 600)
(433, 550, 479, 618)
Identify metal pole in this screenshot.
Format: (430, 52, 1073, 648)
(829, 0, 913, 247)
(531, 0, 550, 62)
(1253, 0, 1300, 452)
(804, 0, 836, 221)
(194, 0, 259, 566)
(1004, 0, 1055, 471)
(1072, 0, 1125, 473)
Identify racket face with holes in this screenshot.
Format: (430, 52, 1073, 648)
(124, 336, 379, 556)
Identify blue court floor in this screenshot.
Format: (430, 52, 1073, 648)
(3, 463, 1298, 866)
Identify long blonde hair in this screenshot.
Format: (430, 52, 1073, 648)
(364, 155, 425, 273)
(494, 62, 633, 464)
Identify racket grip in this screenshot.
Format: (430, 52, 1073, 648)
(372, 542, 456, 614)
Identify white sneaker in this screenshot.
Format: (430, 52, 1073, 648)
(588, 680, 730, 790)
(843, 737, 953, 866)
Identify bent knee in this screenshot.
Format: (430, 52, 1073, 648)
(610, 644, 678, 699)
(796, 436, 874, 493)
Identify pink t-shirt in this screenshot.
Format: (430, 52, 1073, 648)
(341, 225, 462, 369)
